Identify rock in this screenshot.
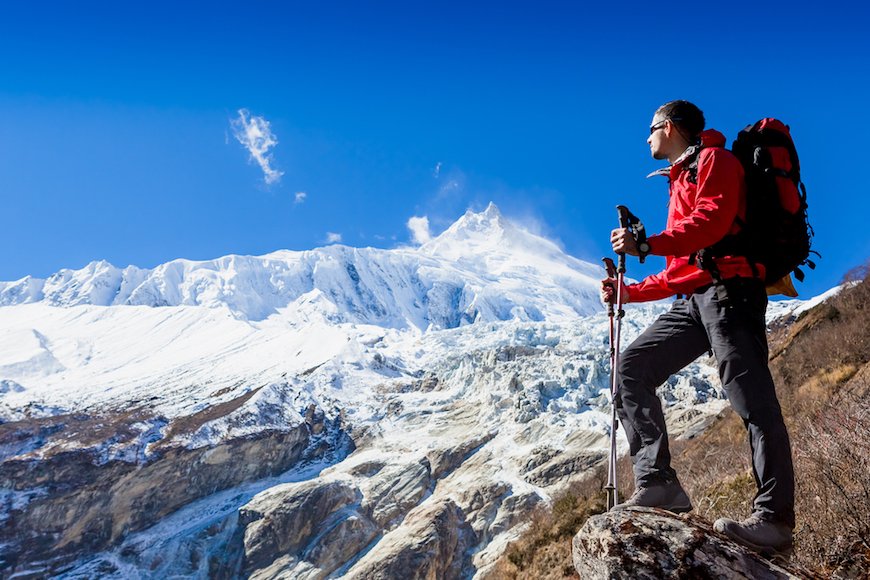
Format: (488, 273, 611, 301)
(240, 479, 366, 576)
(456, 481, 511, 540)
(488, 491, 542, 537)
(1, 424, 312, 572)
(346, 497, 476, 579)
(573, 507, 807, 579)
(426, 431, 496, 480)
(360, 459, 432, 527)
(523, 450, 604, 487)
(302, 511, 380, 574)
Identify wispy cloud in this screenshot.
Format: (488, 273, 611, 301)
(407, 216, 432, 245)
(326, 232, 342, 244)
(433, 162, 443, 178)
(435, 167, 466, 202)
(230, 109, 283, 185)
(294, 191, 307, 204)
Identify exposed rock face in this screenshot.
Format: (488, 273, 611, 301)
(2, 207, 826, 578)
(361, 459, 432, 527)
(230, 484, 477, 580)
(572, 507, 806, 579)
(0, 412, 329, 574)
(346, 497, 476, 579)
(239, 478, 373, 578)
(426, 432, 496, 480)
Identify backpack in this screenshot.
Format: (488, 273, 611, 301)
(694, 118, 817, 292)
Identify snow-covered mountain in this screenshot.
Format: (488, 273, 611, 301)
(1, 204, 807, 579)
(0, 203, 602, 328)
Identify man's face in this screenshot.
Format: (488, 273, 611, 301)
(647, 113, 670, 160)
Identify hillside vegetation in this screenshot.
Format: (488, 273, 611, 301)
(488, 264, 870, 579)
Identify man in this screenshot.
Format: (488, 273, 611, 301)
(600, 100, 795, 557)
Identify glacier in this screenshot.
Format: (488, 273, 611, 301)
(0, 203, 813, 578)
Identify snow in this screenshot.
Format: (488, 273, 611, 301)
(766, 283, 845, 325)
(0, 203, 602, 327)
(0, 205, 828, 451)
(0, 204, 836, 577)
(0, 205, 606, 429)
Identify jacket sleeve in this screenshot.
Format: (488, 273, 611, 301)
(645, 148, 744, 258)
(625, 270, 675, 303)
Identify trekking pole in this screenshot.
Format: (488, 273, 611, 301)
(603, 205, 643, 510)
(616, 205, 648, 264)
(602, 256, 620, 510)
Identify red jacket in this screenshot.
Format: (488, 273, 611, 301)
(626, 129, 761, 303)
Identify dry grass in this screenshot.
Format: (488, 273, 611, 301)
(484, 471, 608, 580)
(488, 261, 870, 577)
(793, 388, 870, 575)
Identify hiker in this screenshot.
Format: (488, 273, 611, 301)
(600, 100, 795, 557)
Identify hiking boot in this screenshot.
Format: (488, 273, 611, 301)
(714, 514, 794, 558)
(613, 479, 693, 513)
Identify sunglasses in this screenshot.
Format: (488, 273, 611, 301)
(649, 120, 668, 135)
(649, 116, 684, 135)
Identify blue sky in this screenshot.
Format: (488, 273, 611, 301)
(2, 1, 868, 299)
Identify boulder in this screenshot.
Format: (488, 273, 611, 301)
(573, 507, 808, 579)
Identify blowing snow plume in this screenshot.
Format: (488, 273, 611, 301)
(231, 109, 284, 185)
(407, 215, 432, 245)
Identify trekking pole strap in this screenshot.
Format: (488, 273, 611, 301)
(616, 204, 649, 265)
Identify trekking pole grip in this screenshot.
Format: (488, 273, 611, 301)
(602, 257, 617, 314)
(615, 206, 630, 273)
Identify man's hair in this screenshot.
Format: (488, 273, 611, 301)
(656, 100, 705, 142)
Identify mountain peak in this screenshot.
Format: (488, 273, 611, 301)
(452, 202, 506, 234)
(422, 203, 510, 253)
(0, 202, 605, 325)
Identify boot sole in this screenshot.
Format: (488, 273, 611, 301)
(666, 503, 693, 514)
(613, 502, 693, 514)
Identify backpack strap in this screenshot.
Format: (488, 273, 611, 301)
(688, 146, 759, 282)
(686, 154, 700, 185)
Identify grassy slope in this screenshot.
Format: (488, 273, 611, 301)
(487, 265, 870, 579)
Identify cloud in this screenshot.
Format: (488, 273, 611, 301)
(230, 109, 284, 185)
(326, 232, 342, 244)
(433, 162, 442, 178)
(407, 215, 432, 245)
(294, 191, 307, 204)
(434, 168, 466, 202)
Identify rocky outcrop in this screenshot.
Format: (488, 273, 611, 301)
(0, 409, 336, 575)
(361, 459, 432, 527)
(239, 478, 375, 579)
(572, 507, 809, 579)
(231, 457, 437, 578)
(346, 497, 476, 579)
(426, 432, 496, 480)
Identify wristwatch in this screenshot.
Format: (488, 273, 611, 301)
(637, 240, 650, 258)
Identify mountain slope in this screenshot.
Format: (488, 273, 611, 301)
(0, 205, 772, 578)
(0, 204, 601, 328)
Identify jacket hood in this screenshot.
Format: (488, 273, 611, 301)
(699, 129, 726, 148)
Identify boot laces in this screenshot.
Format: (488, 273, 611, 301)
(742, 514, 767, 529)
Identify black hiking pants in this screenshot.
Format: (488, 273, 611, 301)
(616, 277, 795, 527)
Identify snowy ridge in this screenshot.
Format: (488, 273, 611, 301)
(0, 204, 602, 328)
(0, 204, 834, 579)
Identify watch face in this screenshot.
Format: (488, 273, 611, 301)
(639, 242, 650, 253)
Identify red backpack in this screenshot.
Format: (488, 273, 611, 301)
(696, 119, 817, 294)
